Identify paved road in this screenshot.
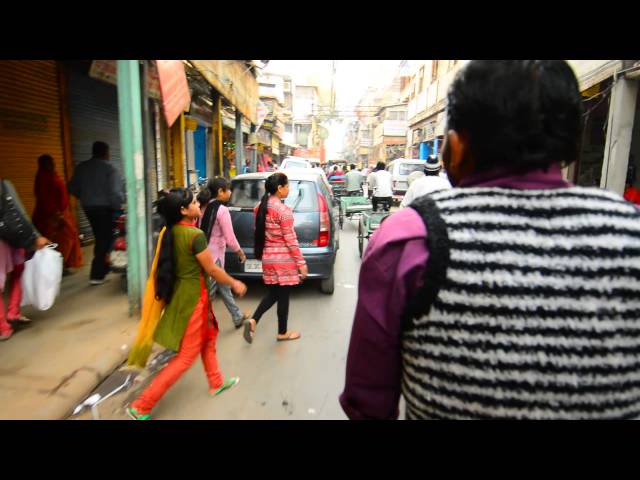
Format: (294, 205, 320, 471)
(129, 217, 368, 420)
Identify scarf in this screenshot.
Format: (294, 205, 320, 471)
(127, 226, 167, 369)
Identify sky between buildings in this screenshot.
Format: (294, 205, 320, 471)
(264, 60, 402, 157)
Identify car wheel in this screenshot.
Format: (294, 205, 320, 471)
(319, 269, 335, 295)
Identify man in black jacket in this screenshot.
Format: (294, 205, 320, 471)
(68, 141, 124, 285)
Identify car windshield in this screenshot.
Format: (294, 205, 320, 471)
(230, 179, 318, 212)
(400, 163, 425, 175)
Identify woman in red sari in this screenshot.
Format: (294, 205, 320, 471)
(32, 155, 83, 269)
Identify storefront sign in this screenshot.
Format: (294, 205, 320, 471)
(89, 60, 161, 100)
(294, 147, 321, 158)
(156, 60, 191, 128)
(271, 136, 280, 155)
(383, 120, 408, 137)
(412, 128, 424, 145)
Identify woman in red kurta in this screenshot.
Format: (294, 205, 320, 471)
(32, 155, 83, 269)
(244, 172, 308, 343)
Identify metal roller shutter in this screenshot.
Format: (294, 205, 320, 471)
(66, 64, 122, 244)
(0, 60, 65, 217)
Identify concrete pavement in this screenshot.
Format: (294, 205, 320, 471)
(0, 246, 135, 419)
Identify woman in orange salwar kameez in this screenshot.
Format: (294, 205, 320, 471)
(127, 188, 247, 420)
(32, 155, 83, 269)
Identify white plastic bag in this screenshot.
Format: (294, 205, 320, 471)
(21, 244, 63, 311)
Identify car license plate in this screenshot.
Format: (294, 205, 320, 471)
(244, 259, 263, 273)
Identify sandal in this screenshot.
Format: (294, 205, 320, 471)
(127, 407, 151, 421)
(243, 319, 256, 344)
(233, 313, 250, 329)
(210, 376, 240, 396)
(277, 331, 301, 342)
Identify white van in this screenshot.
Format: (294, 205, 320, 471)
(386, 158, 426, 197)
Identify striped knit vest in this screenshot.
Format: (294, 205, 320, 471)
(401, 186, 640, 420)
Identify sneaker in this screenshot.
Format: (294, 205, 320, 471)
(90, 279, 106, 286)
(127, 407, 151, 420)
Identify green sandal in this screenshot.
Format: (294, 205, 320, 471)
(127, 407, 151, 420)
(211, 377, 240, 397)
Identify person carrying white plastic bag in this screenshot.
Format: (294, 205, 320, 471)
(21, 244, 63, 311)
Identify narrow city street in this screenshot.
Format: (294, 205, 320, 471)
(73, 214, 372, 421)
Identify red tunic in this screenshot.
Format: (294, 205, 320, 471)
(254, 195, 306, 286)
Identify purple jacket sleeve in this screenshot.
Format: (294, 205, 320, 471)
(339, 208, 429, 419)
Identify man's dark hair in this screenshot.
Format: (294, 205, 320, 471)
(376, 161, 386, 171)
(446, 60, 583, 172)
(350, 164, 357, 170)
(92, 141, 109, 159)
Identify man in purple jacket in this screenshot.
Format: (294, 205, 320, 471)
(340, 60, 640, 420)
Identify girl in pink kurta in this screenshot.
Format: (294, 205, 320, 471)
(243, 173, 308, 343)
(198, 177, 249, 329)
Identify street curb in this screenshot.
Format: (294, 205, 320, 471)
(36, 338, 134, 420)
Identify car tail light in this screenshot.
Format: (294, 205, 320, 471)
(313, 192, 330, 247)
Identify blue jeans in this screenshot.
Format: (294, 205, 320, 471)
(209, 260, 244, 325)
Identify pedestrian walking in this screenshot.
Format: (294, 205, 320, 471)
(340, 60, 640, 420)
(127, 188, 246, 420)
(0, 178, 50, 340)
(32, 154, 83, 270)
(67, 141, 124, 285)
(369, 162, 393, 212)
(198, 177, 250, 329)
(243, 172, 308, 344)
(400, 155, 451, 207)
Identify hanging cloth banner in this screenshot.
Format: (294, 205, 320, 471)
(156, 60, 191, 128)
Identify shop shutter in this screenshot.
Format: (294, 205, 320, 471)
(0, 60, 65, 218)
(66, 65, 122, 244)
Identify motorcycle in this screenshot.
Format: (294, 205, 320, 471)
(110, 201, 166, 293)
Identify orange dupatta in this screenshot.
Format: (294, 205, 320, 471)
(127, 226, 167, 369)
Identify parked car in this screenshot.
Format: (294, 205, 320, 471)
(386, 158, 426, 201)
(224, 171, 339, 294)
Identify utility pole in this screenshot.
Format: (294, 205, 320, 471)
(235, 109, 243, 176)
(117, 60, 148, 315)
(139, 60, 154, 270)
(330, 60, 336, 116)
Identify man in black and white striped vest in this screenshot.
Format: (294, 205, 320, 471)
(340, 60, 640, 420)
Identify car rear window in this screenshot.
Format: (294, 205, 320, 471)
(400, 163, 424, 175)
(283, 160, 309, 169)
(230, 179, 318, 212)
(230, 179, 266, 208)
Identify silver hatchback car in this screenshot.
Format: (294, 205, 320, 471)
(224, 171, 339, 294)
